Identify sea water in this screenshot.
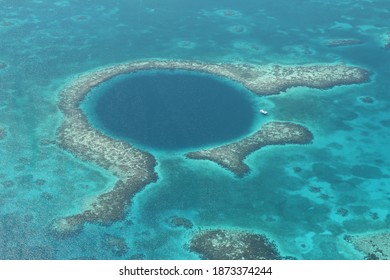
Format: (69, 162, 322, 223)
(0, 0, 389, 259)
(82, 70, 256, 152)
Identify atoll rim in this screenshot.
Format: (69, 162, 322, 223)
(54, 59, 369, 233)
(3, 0, 388, 261)
(187, 121, 314, 177)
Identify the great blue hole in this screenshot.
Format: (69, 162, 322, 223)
(83, 70, 256, 151)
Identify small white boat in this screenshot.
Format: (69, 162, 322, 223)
(259, 109, 268, 115)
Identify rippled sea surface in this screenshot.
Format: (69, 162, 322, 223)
(0, 0, 389, 259)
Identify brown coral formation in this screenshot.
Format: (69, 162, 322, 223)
(326, 39, 363, 47)
(0, 127, 5, 140)
(54, 59, 369, 236)
(187, 122, 313, 177)
(359, 96, 375, 104)
(1, 180, 15, 188)
(346, 232, 390, 260)
(101, 234, 129, 257)
(336, 207, 349, 217)
(189, 229, 281, 260)
(55, 65, 160, 236)
(169, 216, 193, 229)
(49, 216, 85, 238)
(57, 121, 157, 225)
(223, 10, 238, 17)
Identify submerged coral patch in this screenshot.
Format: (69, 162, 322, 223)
(48, 216, 85, 239)
(216, 9, 242, 19)
(228, 25, 248, 34)
(177, 40, 196, 49)
(345, 232, 390, 260)
(358, 96, 376, 104)
(189, 229, 281, 260)
(168, 216, 193, 229)
(0, 127, 6, 140)
(70, 15, 91, 22)
(312, 162, 342, 183)
(1, 21, 14, 27)
(380, 119, 390, 127)
(101, 234, 129, 257)
(326, 39, 363, 47)
(351, 164, 383, 179)
(0, 62, 7, 69)
(1, 180, 15, 188)
(382, 32, 390, 49)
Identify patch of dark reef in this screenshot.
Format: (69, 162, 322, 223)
(189, 229, 282, 260)
(168, 216, 193, 229)
(0, 127, 6, 140)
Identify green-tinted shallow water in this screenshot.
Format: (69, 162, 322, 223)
(0, 0, 389, 259)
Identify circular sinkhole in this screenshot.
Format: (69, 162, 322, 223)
(82, 70, 257, 151)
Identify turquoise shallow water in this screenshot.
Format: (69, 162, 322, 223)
(0, 0, 389, 259)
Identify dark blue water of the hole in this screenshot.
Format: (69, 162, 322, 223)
(85, 70, 256, 151)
